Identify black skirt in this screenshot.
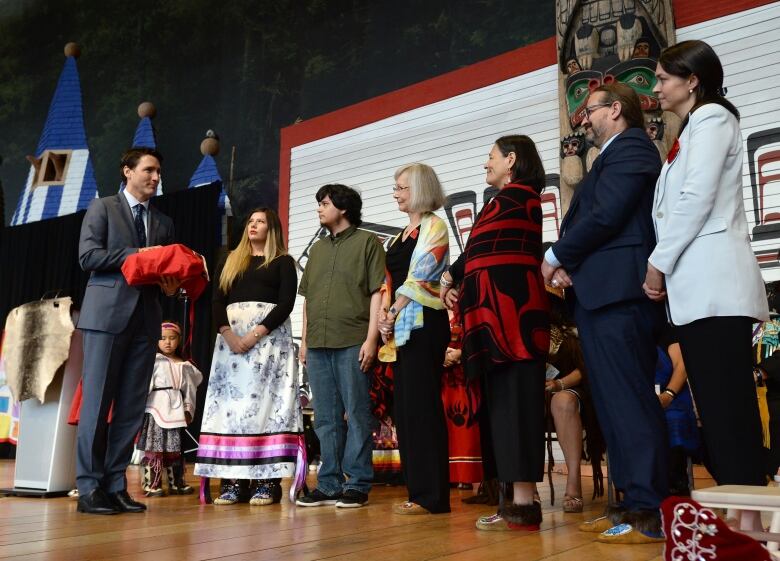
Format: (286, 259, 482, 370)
(479, 360, 546, 482)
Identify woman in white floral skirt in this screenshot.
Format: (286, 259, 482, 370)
(194, 208, 304, 506)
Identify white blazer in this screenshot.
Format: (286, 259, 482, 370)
(649, 103, 768, 326)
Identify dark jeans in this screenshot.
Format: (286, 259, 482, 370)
(307, 345, 374, 495)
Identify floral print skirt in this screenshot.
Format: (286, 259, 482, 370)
(193, 302, 304, 481)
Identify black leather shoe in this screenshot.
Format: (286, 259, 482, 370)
(108, 490, 147, 513)
(77, 488, 120, 515)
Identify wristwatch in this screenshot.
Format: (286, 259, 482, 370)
(389, 306, 398, 316)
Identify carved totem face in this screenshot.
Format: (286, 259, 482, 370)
(561, 134, 585, 157)
(558, 0, 676, 183)
(565, 71, 601, 129)
(609, 59, 660, 111)
(645, 118, 665, 141)
(564, 60, 659, 129)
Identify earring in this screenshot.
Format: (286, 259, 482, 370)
(689, 89, 693, 94)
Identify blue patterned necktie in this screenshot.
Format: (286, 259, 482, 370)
(134, 204, 147, 247)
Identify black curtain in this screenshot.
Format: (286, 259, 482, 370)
(151, 182, 222, 451)
(0, 210, 90, 320)
(0, 182, 223, 453)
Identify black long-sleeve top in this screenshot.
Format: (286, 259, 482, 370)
(213, 254, 298, 333)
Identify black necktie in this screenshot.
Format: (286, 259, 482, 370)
(134, 204, 147, 247)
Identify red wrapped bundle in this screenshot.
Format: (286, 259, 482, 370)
(121, 243, 209, 301)
(122, 244, 209, 355)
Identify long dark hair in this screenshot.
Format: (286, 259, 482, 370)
(658, 40, 739, 130)
(494, 135, 546, 194)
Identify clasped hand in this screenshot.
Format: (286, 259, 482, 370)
(440, 286, 459, 310)
(643, 263, 667, 302)
(378, 309, 395, 344)
(541, 260, 572, 289)
(222, 325, 267, 354)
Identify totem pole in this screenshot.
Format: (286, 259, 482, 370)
(556, 0, 679, 213)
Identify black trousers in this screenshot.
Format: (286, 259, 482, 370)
(393, 307, 450, 513)
(479, 360, 546, 483)
(676, 316, 766, 486)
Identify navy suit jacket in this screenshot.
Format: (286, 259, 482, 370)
(552, 127, 661, 311)
(77, 194, 175, 337)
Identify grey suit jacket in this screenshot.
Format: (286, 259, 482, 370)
(77, 194, 175, 337)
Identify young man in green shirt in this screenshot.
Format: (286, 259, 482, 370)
(296, 184, 385, 508)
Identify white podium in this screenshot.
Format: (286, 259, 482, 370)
(8, 327, 82, 497)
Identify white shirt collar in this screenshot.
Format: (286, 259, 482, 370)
(123, 189, 149, 210)
(599, 132, 622, 155)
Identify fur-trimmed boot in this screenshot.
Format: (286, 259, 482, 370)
(605, 503, 628, 525)
(501, 501, 543, 531)
(578, 503, 626, 533)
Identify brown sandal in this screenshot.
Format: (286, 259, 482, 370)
(393, 501, 430, 515)
(562, 495, 583, 513)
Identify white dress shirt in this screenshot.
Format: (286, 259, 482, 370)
(123, 189, 149, 243)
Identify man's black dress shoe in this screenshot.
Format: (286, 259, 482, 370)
(77, 488, 119, 515)
(108, 490, 147, 513)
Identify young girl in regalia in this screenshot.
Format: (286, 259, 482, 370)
(138, 321, 202, 496)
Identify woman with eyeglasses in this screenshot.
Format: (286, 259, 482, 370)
(440, 135, 550, 531)
(644, 40, 769, 532)
(377, 163, 451, 515)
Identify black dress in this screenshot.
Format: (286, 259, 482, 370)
(387, 228, 451, 513)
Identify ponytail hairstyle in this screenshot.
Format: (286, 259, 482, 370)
(658, 40, 739, 131)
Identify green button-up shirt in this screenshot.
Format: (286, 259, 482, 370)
(299, 225, 386, 349)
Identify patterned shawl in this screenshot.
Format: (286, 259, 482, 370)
(380, 213, 449, 357)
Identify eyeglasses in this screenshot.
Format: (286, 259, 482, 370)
(392, 185, 410, 192)
(584, 102, 612, 119)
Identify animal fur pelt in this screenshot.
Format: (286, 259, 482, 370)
(3, 297, 74, 403)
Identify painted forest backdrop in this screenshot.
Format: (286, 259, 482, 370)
(0, 0, 553, 225)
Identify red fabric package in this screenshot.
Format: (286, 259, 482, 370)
(121, 244, 210, 354)
(121, 243, 209, 300)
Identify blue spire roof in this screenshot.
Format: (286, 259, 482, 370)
(132, 116, 157, 148)
(35, 56, 88, 157)
(189, 155, 222, 188)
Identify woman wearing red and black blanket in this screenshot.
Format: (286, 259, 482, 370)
(441, 135, 550, 531)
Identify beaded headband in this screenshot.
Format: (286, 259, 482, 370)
(161, 322, 181, 334)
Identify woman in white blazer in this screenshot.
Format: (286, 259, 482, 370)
(644, 40, 769, 531)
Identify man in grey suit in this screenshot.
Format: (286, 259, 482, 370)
(76, 147, 178, 514)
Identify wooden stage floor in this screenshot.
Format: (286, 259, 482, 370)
(0, 460, 707, 561)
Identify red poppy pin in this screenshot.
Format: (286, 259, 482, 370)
(667, 138, 680, 164)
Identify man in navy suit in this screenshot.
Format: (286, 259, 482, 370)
(542, 83, 667, 543)
(76, 148, 178, 514)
